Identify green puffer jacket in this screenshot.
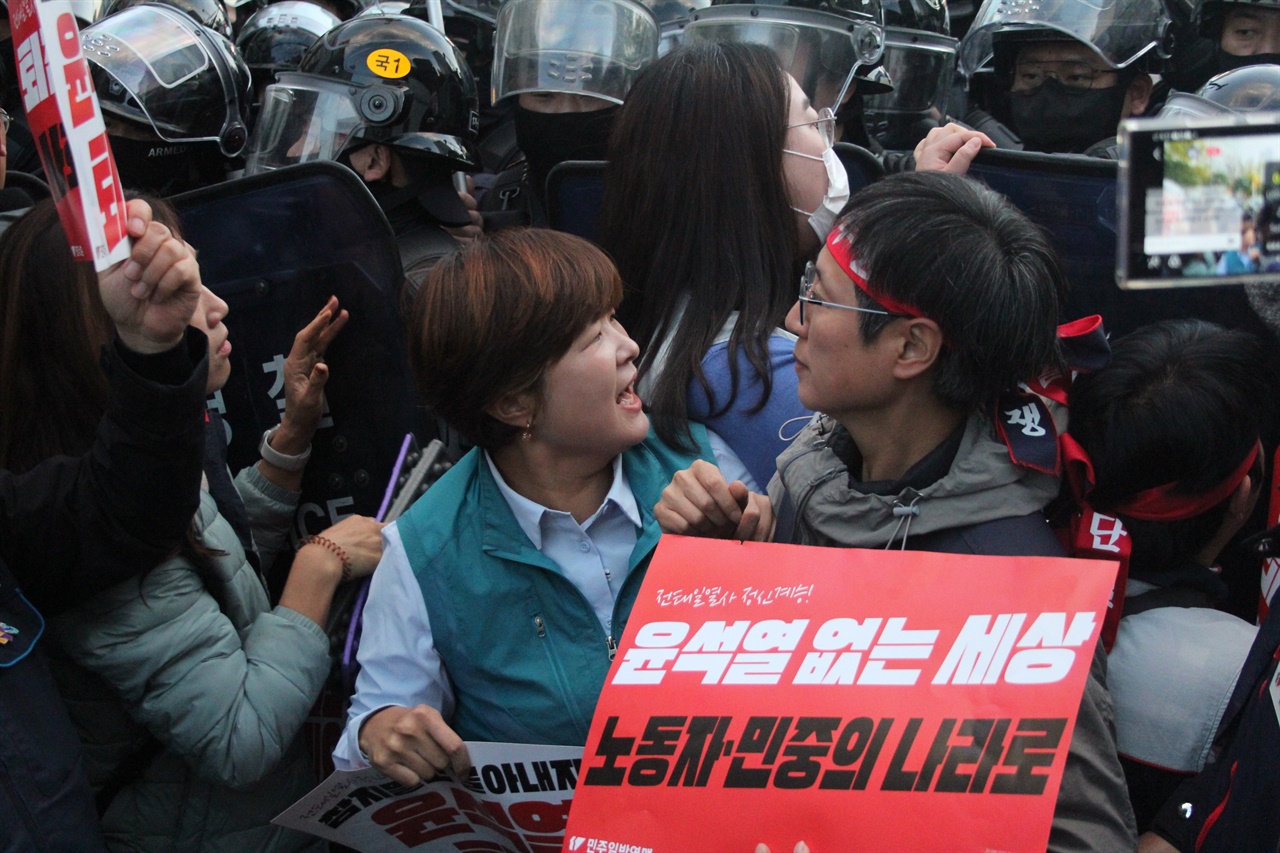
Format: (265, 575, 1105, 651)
(47, 466, 328, 853)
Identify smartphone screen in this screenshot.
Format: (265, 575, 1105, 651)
(1119, 115, 1280, 289)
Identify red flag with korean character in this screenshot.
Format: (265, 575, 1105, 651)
(565, 537, 1117, 853)
(9, 0, 128, 270)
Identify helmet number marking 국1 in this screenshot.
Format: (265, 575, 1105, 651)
(366, 48, 410, 79)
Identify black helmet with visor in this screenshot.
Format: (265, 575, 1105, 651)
(244, 14, 480, 173)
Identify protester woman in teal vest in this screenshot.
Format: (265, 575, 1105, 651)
(333, 228, 763, 786)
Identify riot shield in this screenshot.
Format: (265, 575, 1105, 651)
(171, 161, 424, 547)
(546, 152, 888, 241)
(834, 141, 887, 194)
(547, 159, 608, 243)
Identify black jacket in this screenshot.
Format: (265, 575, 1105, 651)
(0, 329, 208, 853)
(1149, 583, 1280, 852)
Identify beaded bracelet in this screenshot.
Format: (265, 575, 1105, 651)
(300, 534, 353, 583)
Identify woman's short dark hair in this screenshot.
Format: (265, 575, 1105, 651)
(1069, 319, 1266, 575)
(835, 171, 1067, 410)
(598, 41, 801, 449)
(409, 228, 623, 449)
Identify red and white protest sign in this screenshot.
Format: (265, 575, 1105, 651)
(565, 537, 1118, 853)
(274, 742, 582, 852)
(9, 0, 128, 270)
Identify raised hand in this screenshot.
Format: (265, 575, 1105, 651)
(98, 199, 203, 354)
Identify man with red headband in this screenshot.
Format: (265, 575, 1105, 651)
(657, 172, 1136, 851)
(1065, 320, 1265, 836)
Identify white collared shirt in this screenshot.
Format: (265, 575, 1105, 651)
(332, 435, 753, 770)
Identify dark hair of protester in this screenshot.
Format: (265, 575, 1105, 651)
(834, 171, 1067, 409)
(0, 198, 181, 473)
(598, 42, 801, 448)
(1069, 320, 1265, 575)
(0, 203, 114, 473)
(409, 228, 623, 449)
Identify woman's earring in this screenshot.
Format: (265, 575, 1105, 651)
(521, 420, 532, 442)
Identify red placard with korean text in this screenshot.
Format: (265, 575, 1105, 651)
(10, 0, 128, 270)
(565, 537, 1118, 853)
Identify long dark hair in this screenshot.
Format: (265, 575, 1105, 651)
(0, 201, 113, 473)
(598, 42, 803, 449)
(0, 198, 225, 580)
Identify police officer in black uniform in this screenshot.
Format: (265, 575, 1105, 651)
(83, 3, 252, 195)
(245, 13, 481, 281)
(477, 0, 659, 230)
(958, 0, 1166, 155)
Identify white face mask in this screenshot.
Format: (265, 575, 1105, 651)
(784, 144, 850, 241)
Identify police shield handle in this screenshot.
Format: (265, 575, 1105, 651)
(10, 0, 130, 270)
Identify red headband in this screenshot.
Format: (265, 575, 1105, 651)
(1063, 434, 1258, 523)
(1116, 443, 1259, 522)
(825, 229, 925, 319)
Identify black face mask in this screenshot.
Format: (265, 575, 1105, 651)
(1218, 49, 1280, 74)
(513, 104, 618, 202)
(109, 136, 226, 196)
(1009, 78, 1129, 154)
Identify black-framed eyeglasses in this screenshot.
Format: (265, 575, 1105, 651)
(786, 107, 837, 148)
(0, 110, 11, 133)
(1010, 60, 1118, 94)
(798, 261, 907, 325)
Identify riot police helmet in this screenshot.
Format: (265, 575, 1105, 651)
(1160, 61, 1280, 117)
(684, 0, 889, 110)
(491, 0, 660, 105)
(245, 14, 480, 173)
(864, 0, 957, 149)
(960, 0, 1169, 77)
(97, 0, 233, 36)
(236, 1, 340, 72)
(637, 0, 712, 55)
(83, 3, 252, 157)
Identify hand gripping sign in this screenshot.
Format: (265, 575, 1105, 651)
(10, 0, 128, 270)
(274, 742, 583, 852)
(565, 537, 1118, 853)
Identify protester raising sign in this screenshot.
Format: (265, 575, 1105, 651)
(565, 537, 1117, 853)
(9, 0, 128, 270)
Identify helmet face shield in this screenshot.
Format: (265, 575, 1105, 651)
(245, 77, 364, 173)
(684, 5, 885, 111)
(1157, 91, 1237, 120)
(492, 0, 660, 104)
(863, 28, 955, 148)
(83, 4, 249, 155)
(960, 0, 1167, 76)
(1198, 64, 1280, 111)
(444, 0, 504, 23)
(864, 29, 955, 111)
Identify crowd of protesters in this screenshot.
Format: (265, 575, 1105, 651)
(4, 0, 1280, 850)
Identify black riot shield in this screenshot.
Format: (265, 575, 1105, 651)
(833, 141, 886, 195)
(546, 152, 887, 244)
(171, 162, 426, 548)
(966, 148, 1270, 337)
(546, 159, 607, 244)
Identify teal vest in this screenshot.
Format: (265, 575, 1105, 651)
(398, 427, 713, 745)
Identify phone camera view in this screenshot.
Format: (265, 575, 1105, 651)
(1143, 133, 1280, 280)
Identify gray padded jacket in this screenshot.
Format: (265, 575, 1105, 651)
(48, 466, 328, 852)
(768, 412, 1139, 853)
